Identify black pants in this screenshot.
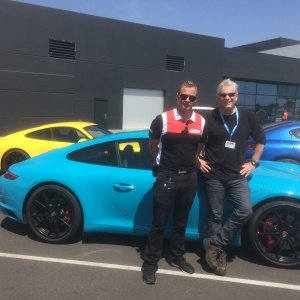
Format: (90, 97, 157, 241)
(143, 170, 197, 266)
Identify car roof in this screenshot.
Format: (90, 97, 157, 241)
(4, 121, 98, 137)
(16, 129, 150, 160)
(263, 121, 300, 132)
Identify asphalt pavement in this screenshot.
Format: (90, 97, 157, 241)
(0, 213, 299, 300)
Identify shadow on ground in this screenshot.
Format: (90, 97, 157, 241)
(1, 216, 266, 268)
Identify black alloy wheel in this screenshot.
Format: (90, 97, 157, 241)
(26, 185, 82, 243)
(249, 201, 300, 268)
(2, 149, 30, 171)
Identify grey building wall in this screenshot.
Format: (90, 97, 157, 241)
(232, 37, 300, 53)
(223, 48, 300, 83)
(0, 0, 224, 135)
(1, 1, 300, 135)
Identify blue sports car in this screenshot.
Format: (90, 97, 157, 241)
(1, 130, 300, 268)
(247, 121, 300, 164)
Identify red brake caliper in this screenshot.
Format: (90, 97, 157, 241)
(263, 217, 275, 246)
(63, 209, 71, 223)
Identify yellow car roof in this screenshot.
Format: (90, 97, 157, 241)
(3, 121, 98, 138)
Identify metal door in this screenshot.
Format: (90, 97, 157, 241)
(94, 98, 108, 129)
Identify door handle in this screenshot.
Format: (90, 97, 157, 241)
(113, 183, 135, 192)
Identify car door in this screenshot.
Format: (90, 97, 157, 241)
(109, 168, 155, 231)
(109, 138, 155, 231)
(109, 138, 207, 238)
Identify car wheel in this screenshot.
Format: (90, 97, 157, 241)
(26, 185, 82, 243)
(277, 158, 300, 165)
(1, 149, 30, 171)
(248, 201, 300, 268)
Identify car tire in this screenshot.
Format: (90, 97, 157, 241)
(248, 200, 300, 268)
(1, 149, 30, 171)
(26, 185, 82, 243)
(277, 158, 300, 165)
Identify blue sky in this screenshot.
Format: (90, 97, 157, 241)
(14, 0, 300, 47)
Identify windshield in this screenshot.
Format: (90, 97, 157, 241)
(84, 125, 111, 138)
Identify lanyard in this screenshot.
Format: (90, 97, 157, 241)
(219, 107, 239, 141)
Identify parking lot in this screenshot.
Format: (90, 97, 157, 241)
(1, 213, 299, 300)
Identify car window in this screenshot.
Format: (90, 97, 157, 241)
(84, 125, 111, 137)
(119, 142, 140, 152)
(67, 138, 152, 169)
(118, 139, 152, 170)
(67, 141, 118, 166)
(26, 128, 52, 140)
(52, 127, 85, 143)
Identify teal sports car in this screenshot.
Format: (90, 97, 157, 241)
(1, 130, 300, 268)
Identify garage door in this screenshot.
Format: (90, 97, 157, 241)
(123, 88, 164, 130)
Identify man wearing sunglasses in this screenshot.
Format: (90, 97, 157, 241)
(199, 78, 265, 276)
(141, 81, 205, 284)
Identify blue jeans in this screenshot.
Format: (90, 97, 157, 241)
(204, 177, 252, 248)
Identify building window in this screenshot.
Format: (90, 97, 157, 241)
(238, 81, 256, 94)
(297, 86, 300, 97)
(257, 83, 277, 95)
(236, 80, 300, 124)
(287, 85, 297, 97)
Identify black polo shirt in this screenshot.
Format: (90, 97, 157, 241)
(149, 108, 205, 171)
(202, 107, 266, 180)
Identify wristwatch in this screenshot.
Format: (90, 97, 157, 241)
(249, 159, 259, 168)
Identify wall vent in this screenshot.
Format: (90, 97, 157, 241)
(49, 39, 76, 60)
(166, 55, 185, 71)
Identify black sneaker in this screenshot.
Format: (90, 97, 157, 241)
(215, 249, 227, 276)
(203, 238, 218, 270)
(141, 263, 157, 284)
(167, 258, 195, 274)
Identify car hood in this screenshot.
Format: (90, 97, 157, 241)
(257, 160, 300, 181)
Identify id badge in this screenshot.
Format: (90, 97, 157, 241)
(225, 140, 236, 149)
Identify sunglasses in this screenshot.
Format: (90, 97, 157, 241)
(179, 93, 197, 102)
(219, 93, 236, 98)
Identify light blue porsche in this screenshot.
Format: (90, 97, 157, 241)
(1, 130, 300, 268)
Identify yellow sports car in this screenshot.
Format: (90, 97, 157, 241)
(0, 121, 111, 171)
